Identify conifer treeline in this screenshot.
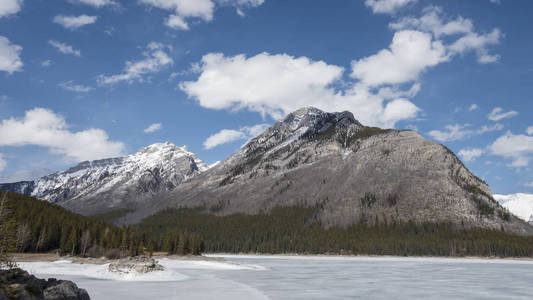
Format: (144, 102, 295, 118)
(141, 206, 533, 257)
(2, 192, 204, 257)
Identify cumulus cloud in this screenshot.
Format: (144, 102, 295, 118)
(487, 107, 518, 121)
(180, 51, 423, 127)
(351, 30, 448, 87)
(0, 36, 23, 74)
(468, 104, 479, 111)
(139, 0, 264, 30)
(458, 148, 484, 162)
(525, 181, 533, 188)
(527, 126, 533, 136)
(48, 40, 81, 57)
(59, 81, 94, 93)
(428, 123, 503, 142)
(391, 6, 502, 64)
(97, 42, 173, 85)
(0, 0, 22, 18)
(144, 123, 162, 133)
(203, 123, 269, 149)
(53, 15, 98, 30)
(0, 153, 6, 172)
(69, 0, 117, 7)
(365, 0, 416, 14)
(0, 108, 124, 162)
(490, 131, 533, 167)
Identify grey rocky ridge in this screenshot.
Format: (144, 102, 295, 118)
(0, 142, 207, 216)
(1, 107, 532, 234)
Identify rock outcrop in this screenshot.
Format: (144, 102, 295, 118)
(0, 268, 90, 300)
(108, 256, 164, 274)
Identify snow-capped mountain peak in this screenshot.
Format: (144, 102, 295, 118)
(0, 142, 208, 215)
(495, 193, 533, 223)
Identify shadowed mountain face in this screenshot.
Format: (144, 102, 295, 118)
(2, 107, 532, 234)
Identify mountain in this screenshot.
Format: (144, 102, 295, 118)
(495, 193, 533, 224)
(0, 142, 207, 215)
(1, 107, 531, 235)
(132, 107, 531, 234)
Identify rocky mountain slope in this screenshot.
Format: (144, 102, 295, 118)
(495, 193, 533, 224)
(132, 107, 531, 234)
(1, 107, 531, 234)
(0, 142, 207, 215)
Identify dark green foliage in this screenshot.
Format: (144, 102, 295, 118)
(2, 192, 204, 257)
(140, 205, 533, 257)
(90, 208, 133, 223)
(477, 200, 495, 217)
(498, 210, 511, 222)
(360, 193, 377, 208)
(386, 193, 398, 207)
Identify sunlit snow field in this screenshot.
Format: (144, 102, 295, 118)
(18, 255, 533, 299)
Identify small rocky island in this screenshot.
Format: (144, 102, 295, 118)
(0, 268, 90, 300)
(108, 256, 165, 274)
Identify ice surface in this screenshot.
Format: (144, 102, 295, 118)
(17, 255, 533, 299)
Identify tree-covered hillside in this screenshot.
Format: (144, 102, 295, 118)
(0, 191, 204, 258)
(141, 205, 533, 257)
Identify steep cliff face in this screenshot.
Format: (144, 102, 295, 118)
(137, 107, 531, 234)
(0, 142, 208, 215)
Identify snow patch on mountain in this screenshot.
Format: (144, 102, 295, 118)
(494, 193, 533, 223)
(28, 142, 207, 204)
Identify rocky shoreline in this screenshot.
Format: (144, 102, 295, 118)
(0, 268, 90, 300)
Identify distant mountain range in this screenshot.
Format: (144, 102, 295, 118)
(495, 193, 533, 225)
(1, 107, 532, 234)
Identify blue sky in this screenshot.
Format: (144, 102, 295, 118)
(0, 0, 532, 194)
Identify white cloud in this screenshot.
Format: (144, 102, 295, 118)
(139, 0, 264, 30)
(0, 153, 6, 172)
(391, 6, 502, 64)
(144, 123, 162, 133)
(365, 0, 416, 14)
(0, 0, 22, 18)
(428, 123, 503, 142)
(351, 30, 448, 87)
(489, 0, 501, 4)
(0, 108, 124, 162)
(458, 148, 484, 162)
(59, 81, 94, 93)
(203, 123, 269, 149)
(180, 51, 421, 128)
(448, 29, 501, 63)
(390, 6, 473, 38)
(53, 15, 98, 30)
(0, 36, 23, 74)
(69, 0, 117, 7)
(488, 107, 518, 121)
(468, 104, 479, 111)
(525, 181, 533, 188)
(490, 131, 533, 167)
(527, 126, 533, 136)
(41, 60, 52, 67)
(139, 0, 214, 30)
(48, 40, 81, 57)
(97, 42, 173, 85)
(204, 129, 246, 149)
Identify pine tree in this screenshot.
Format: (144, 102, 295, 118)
(0, 192, 17, 269)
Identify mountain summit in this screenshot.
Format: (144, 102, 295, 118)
(1, 107, 531, 234)
(0, 142, 207, 215)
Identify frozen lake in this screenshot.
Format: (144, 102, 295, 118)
(18, 255, 533, 299)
